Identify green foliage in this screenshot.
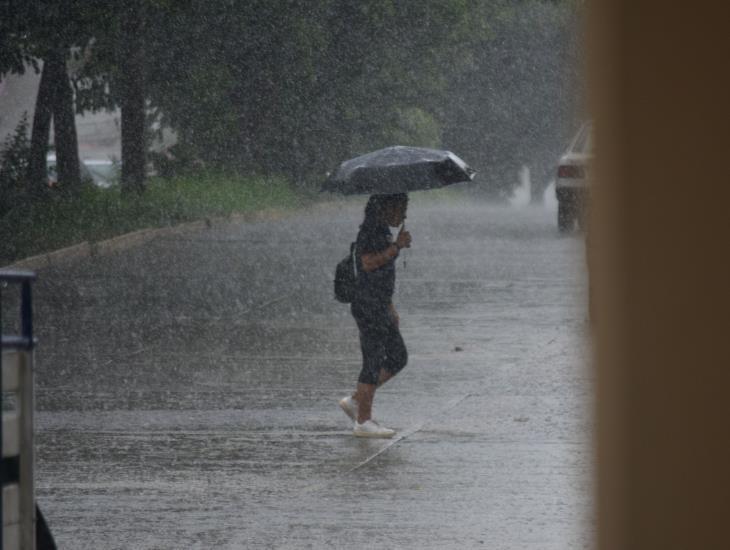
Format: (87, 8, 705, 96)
(131, 0, 579, 196)
(363, 107, 441, 151)
(135, 0, 487, 182)
(442, 1, 583, 196)
(0, 114, 31, 216)
(0, 0, 107, 76)
(3, 0, 582, 222)
(0, 172, 304, 264)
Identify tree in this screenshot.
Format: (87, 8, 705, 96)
(0, 0, 94, 193)
(119, 0, 147, 194)
(48, 47, 82, 190)
(1, 0, 49, 193)
(441, 1, 582, 198)
(5, 0, 580, 199)
(141, 0, 481, 183)
(74, 1, 177, 195)
(26, 57, 54, 195)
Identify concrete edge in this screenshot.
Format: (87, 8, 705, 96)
(8, 241, 92, 271)
(2, 200, 349, 271)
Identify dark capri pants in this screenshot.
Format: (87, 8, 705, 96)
(351, 300, 408, 385)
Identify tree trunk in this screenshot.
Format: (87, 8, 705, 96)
(48, 49, 82, 192)
(26, 59, 54, 195)
(120, 1, 146, 195)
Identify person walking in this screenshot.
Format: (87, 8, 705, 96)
(339, 193, 412, 438)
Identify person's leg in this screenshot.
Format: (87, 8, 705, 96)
(350, 370, 392, 422)
(377, 369, 394, 386)
(353, 372, 394, 422)
(355, 382, 376, 423)
(353, 320, 407, 422)
(375, 320, 407, 389)
(349, 304, 386, 422)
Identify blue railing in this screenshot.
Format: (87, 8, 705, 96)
(0, 270, 36, 351)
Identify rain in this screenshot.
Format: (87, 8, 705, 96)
(1, 2, 589, 548)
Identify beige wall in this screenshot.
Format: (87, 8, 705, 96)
(0, 69, 40, 141)
(590, 1, 730, 548)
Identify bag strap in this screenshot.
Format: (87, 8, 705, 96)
(350, 242, 358, 277)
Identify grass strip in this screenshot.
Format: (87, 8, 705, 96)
(1, 172, 309, 265)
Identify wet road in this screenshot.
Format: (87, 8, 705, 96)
(29, 199, 591, 549)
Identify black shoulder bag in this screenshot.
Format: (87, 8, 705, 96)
(334, 242, 358, 303)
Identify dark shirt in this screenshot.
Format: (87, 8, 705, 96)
(355, 221, 396, 305)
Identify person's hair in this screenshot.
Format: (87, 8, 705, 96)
(361, 193, 408, 228)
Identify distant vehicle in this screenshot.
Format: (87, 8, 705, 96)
(555, 121, 592, 232)
(46, 153, 93, 188)
(46, 154, 119, 188)
(81, 158, 119, 188)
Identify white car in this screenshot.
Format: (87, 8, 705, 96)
(555, 121, 592, 232)
(82, 158, 119, 188)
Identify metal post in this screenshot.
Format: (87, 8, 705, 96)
(21, 282, 32, 350)
(1, 279, 4, 550)
(22, 281, 35, 550)
(19, 351, 34, 550)
(1, 271, 37, 550)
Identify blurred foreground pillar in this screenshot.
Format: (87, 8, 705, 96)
(589, 1, 730, 549)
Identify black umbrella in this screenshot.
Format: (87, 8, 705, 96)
(322, 146, 476, 195)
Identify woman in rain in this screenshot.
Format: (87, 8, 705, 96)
(339, 193, 412, 437)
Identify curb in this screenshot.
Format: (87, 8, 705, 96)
(2, 201, 349, 271)
(8, 241, 93, 271)
(6, 223, 209, 271)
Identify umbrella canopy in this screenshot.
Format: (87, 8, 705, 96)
(322, 146, 476, 195)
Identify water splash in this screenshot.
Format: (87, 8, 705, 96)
(543, 179, 558, 212)
(508, 165, 531, 208)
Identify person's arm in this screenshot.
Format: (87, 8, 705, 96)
(360, 228, 412, 272)
(388, 302, 400, 327)
(360, 243, 400, 272)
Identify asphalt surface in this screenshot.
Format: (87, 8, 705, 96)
(26, 199, 592, 549)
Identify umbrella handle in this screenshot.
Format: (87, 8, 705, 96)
(400, 223, 406, 270)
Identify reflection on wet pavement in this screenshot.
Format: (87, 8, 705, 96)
(32, 201, 591, 549)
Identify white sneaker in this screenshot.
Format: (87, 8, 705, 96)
(353, 420, 395, 438)
(339, 395, 358, 421)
